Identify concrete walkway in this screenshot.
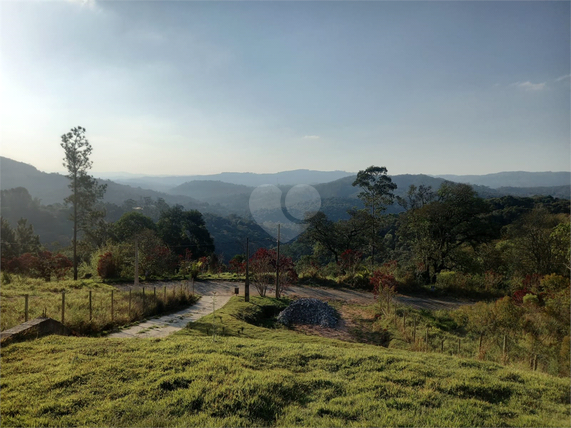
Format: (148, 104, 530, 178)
(108, 294, 232, 339)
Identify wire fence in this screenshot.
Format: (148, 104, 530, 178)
(2, 282, 198, 335)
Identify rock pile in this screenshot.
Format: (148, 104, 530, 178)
(277, 298, 338, 328)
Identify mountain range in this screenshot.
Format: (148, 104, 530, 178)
(1, 156, 570, 217)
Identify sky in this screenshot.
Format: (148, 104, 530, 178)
(1, 0, 569, 176)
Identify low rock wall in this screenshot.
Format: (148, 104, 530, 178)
(0, 317, 71, 345)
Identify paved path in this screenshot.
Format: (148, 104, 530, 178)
(108, 294, 231, 339)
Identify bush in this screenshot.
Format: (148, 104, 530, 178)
(97, 252, 119, 279)
(540, 274, 569, 293)
(435, 271, 483, 294)
(522, 294, 539, 306)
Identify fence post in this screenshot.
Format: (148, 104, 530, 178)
(441, 338, 444, 352)
(61, 291, 65, 325)
(129, 288, 132, 318)
(502, 334, 507, 363)
(479, 332, 483, 355)
(89, 291, 92, 321)
(403, 311, 406, 332)
(24, 294, 29, 322)
(413, 317, 417, 345)
(111, 290, 114, 322)
(164, 286, 166, 301)
(425, 327, 429, 351)
(458, 338, 461, 355)
(143, 287, 146, 314)
(154, 287, 156, 298)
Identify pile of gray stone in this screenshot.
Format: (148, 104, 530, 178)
(277, 298, 338, 328)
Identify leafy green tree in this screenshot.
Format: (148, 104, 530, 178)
(302, 211, 368, 264)
(114, 211, 156, 242)
(15, 218, 41, 255)
(157, 205, 214, 257)
(396, 184, 436, 211)
(398, 182, 492, 283)
(505, 207, 568, 276)
(352, 166, 397, 266)
(61, 126, 107, 279)
(0, 217, 18, 261)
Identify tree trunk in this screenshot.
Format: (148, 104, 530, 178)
(73, 173, 78, 281)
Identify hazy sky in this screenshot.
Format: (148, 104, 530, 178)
(1, 0, 569, 176)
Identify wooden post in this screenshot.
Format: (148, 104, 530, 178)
(61, 291, 65, 325)
(441, 338, 444, 352)
(275, 224, 280, 298)
(425, 327, 429, 351)
(89, 290, 92, 321)
(245, 237, 250, 302)
(24, 294, 29, 322)
(413, 317, 417, 345)
(533, 354, 538, 371)
(134, 237, 139, 287)
(154, 287, 156, 298)
(164, 286, 166, 301)
(111, 290, 114, 321)
(129, 288, 132, 318)
(458, 338, 461, 355)
(502, 334, 507, 362)
(479, 333, 483, 354)
(143, 287, 145, 314)
(403, 311, 406, 331)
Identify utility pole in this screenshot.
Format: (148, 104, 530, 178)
(245, 237, 250, 302)
(134, 237, 139, 287)
(275, 224, 280, 298)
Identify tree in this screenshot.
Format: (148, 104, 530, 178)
(302, 211, 369, 264)
(248, 248, 297, 297)
(15, 218, 41, 255)
(61, 126, 107, 280)
(396, 184, 436, 211)
(352, 166, 397, 266)
(398, 182, 492, 283)
(1, 218, 18, 265)
(157, 205, 214, 257)
(506, 207, 568, 276)
(114, 211, 156, 242)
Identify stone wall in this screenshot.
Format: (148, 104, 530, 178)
(0, 317, 71, 345)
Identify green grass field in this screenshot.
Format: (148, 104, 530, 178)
(0, 276, 198, 335)
(1, 296, 569, 427)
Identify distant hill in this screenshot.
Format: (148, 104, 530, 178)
(113, 169, 355, 191)
(436, 171, 570, 189)
(0, 157, 209, 210)
(2, 157, 569, 224)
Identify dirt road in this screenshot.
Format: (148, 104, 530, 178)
(108, 280, 471, 339)
(130, 280, 471, 310)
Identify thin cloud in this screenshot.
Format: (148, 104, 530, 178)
(303, 135, 320, 140)
(511, 81, 546, 91)
(66, 0, 99, 10)
(554, 74, 571, 82)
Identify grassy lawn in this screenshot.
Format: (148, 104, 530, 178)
(1, 296, 569, 427)
(0, 276, 198, 335)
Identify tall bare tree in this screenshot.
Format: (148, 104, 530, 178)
(61, 126, 106, 280)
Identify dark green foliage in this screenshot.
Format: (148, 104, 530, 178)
(157, 205, 214, 257)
